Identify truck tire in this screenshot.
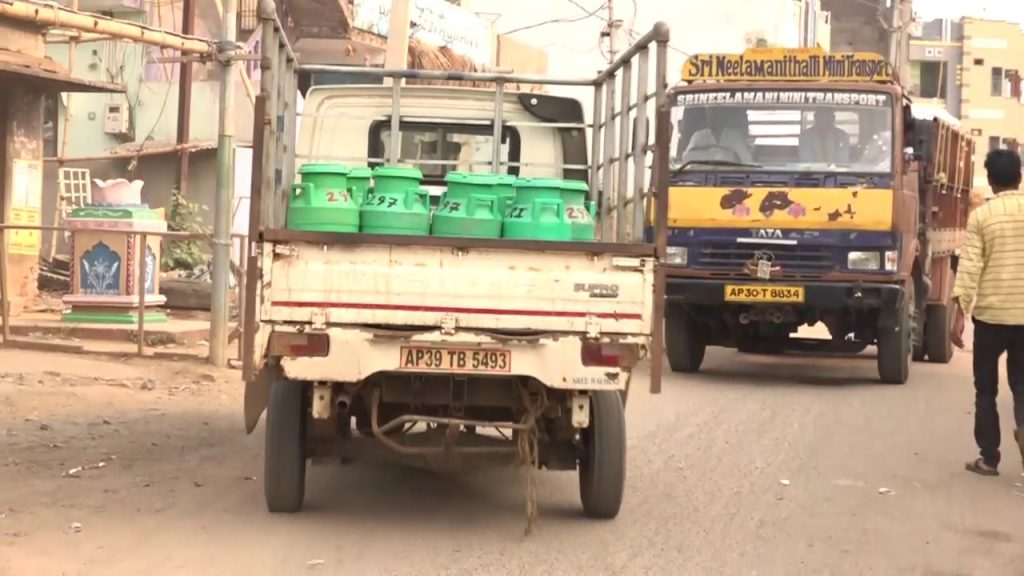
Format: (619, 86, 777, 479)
(578, 391, 626, 519)
(264, 378, 307, 513)
(664, 303, 706, 373)
(877, 285, 913, 385)
(925, 303, 955, 363)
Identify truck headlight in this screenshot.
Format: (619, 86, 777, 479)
(665, 246, 688, 266)
(847, 251, 881, 270)
(883, 250, 898, 272)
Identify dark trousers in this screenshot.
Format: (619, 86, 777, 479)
(972, 318, 1024, 467)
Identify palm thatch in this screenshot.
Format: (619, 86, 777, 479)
(407, 38, 522, 91)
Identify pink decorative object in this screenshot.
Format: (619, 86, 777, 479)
(787, 203, 807, 219)
(732, 203, 751, 217)
(91, 178, 144, 205)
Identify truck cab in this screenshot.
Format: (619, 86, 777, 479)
(656, 47, 973, 384)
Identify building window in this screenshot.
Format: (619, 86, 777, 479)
(991, 67, 1004, 96)
(989, 136, 1001, 151)
(974, 58, 985, 66)
(910, 61, 948, 98)
(970, 128, 983, 137)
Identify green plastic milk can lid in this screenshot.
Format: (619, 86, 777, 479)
(298, 162, 351, 175)
(349, 167, 373, 179)
(445, 171, 501, 186)
(495, 174, 517, 186)
(561, 179, 590, 192)
(515, 177, 565, 190)
(373, 165, 423, 180)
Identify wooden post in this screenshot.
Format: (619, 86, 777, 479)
(0, 228, 9, 343)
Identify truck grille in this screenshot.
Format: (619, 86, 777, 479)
(697, 243, 836, 274)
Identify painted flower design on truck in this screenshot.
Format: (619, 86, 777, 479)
(732, 203, 751, 217)
(787, 203, 807, 218)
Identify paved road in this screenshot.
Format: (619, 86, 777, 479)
(1, 343, 1022, 575)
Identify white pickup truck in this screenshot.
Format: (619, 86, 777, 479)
(242, 11, 671, 522)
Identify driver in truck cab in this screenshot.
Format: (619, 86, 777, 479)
(678, 107, 754, 165)
(798, 108, 851, 164)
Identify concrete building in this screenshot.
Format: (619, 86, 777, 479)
(41, 0, 256, 260)
(1, 17, 122, 314)
(823, 0, 912, 82)
(909, 17, 1024, 187)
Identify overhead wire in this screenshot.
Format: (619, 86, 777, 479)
(502, 1, 607, 36)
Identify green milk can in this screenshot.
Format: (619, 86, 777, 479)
(431, 172, 503, 239)
(360, 165, 431, 235)
(493, 174, 517, 217)
(287, 163, 360, 232)
(502, 178, 572, 241)
(347, 167, 373, 206)
(561, 179, 597, 241)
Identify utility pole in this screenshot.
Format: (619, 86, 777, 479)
(384, 0, 411, 85)
(606, 0, 617, 64)
(175, 0, 196, 201)
(210, 0, 237, 367)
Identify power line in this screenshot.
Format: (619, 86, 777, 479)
(502, 1, 608, 36)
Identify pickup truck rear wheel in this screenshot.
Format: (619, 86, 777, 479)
(578, 391, 626, 519)
(264, 378, 307, 513)
(665, 303, 706, 373)
(877, 285, 913, 385)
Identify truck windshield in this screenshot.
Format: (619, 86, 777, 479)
(670, 89, 894, 174)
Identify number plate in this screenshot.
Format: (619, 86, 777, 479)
(399, 347, 511, 373)
(724, 284, 805, 303)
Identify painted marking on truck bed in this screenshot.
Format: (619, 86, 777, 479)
(270, 301, 644, 320)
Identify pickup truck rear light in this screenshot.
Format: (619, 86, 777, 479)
(268, 332, 330, 358)
(580, 342, 641, 368)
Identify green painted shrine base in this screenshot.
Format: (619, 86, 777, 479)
(62, 310, 169, 325)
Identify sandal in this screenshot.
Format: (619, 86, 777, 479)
(965, 458, 999, 476)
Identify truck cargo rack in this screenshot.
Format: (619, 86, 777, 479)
(246, 3, 672, 393)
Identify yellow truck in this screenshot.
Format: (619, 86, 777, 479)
(657, 47, 974, 384)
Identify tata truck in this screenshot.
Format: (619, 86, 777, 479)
(658, 48, 974, 384)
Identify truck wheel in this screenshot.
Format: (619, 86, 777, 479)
(877, 286, 913, 385)
(664, 303, 706, 373)
(264, 378, 308, 513)
(578, 391, 626, 519)
(925, 303, 955, 363)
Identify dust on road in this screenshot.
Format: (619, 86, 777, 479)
(1, 346, 1022, 575)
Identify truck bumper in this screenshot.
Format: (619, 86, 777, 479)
(273, 326, 647, 392)
(664, 278, 905, 311)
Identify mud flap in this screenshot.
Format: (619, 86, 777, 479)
(245, 363, 281, 434)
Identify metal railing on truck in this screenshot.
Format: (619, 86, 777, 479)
(245, 2, 672, 393)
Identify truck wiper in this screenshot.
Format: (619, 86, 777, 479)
(672, 159, 763, 176)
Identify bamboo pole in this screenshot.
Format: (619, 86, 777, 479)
(0, 0, 215, 55)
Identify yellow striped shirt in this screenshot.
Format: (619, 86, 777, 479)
(953, 190, 1024, 324)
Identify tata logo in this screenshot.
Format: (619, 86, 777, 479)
(751, 228, 783, 239)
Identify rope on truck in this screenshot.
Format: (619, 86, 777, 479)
(517, 386, 546, 536)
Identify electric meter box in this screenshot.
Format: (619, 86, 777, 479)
(103, 102, 130, 135)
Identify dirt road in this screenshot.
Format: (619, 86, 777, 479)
(2, 344, 1022, 575)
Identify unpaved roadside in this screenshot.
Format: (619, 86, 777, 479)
(1, 346, 1023, 575)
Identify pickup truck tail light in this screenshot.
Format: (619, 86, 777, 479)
(580, 342, 641, 368)
(268, 332, 330, 358)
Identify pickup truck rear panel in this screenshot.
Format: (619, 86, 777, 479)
(263, 240, 655, 337)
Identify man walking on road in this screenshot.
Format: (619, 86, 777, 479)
(951, 149, 1024, 476)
